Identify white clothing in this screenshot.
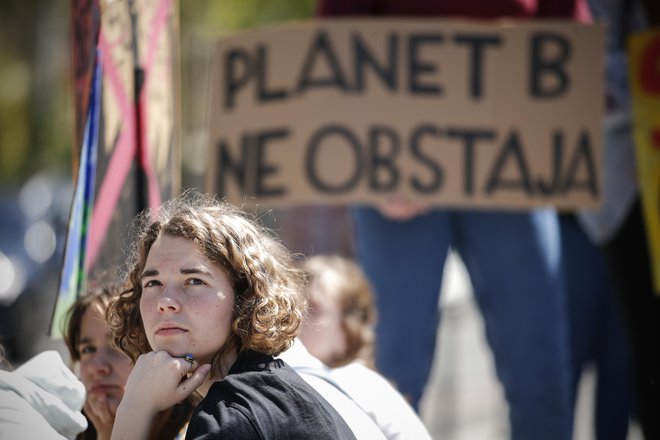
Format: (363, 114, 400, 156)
(280, 339, 431, 440)
(333, 362, 432, 440)
(0, 350, 87, 440)
(279, 339, 387, 440)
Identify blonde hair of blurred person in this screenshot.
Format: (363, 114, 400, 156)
(300, 254, 376, 368)
(63, 285, 193, 440)
(299, 255, 432, 440)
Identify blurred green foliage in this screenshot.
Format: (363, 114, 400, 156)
(181, 0, 314, 35)
(0, 1, 73, 186)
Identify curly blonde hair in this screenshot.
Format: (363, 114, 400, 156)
(302, 255, 377, 368)
(107, 193, 305, 375)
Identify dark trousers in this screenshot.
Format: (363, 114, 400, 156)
(602, 198, 660, 439)
(560, 214, 631, 440)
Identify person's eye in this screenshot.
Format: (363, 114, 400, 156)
(79, 345, 96, 356)
(187, 278, 205, 286)
(143, 279, 161, 289)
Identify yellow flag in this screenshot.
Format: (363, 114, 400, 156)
(628, 28, 660, 294)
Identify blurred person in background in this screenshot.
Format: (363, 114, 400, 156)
(574, 0, 659, 437)
(296, 254, 432, 440)
(63, 285, 194, 440)
(317, 1, 590, 439)
(299, 255, 376, 369)
(560, 214, 632, 439)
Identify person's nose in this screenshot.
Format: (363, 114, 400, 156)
(87, 351, 111, 376)
(157, 287, 182, 313)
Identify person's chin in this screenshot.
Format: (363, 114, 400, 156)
(88, 393, 122, 415)
(152, 341, 188, 358)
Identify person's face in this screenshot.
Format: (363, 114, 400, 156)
(299, 280, 347, 365)
(78, 304, 133, 419)
(139, 234, 235, 366)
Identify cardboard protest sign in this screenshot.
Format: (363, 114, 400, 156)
(629, 28, 660, 294)
(206, 19, 604, 210)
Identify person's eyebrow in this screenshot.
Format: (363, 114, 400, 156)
(181, 267, 212, 276)
(142, 268, 158, 279)
(77, 336, 92, 346)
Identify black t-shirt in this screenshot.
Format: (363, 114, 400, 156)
(185, 350, 357, 440)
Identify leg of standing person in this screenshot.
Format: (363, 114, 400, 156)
(560, 214, 631, 440)
(351, 206, 451, 410)
(593, 286, 633, 440)
(455, 209, 572, 440)
(602, 198, 660, 439)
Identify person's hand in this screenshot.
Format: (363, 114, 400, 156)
(378, 194, 429, 221)
(84, 397, 115, 440)
(121, 351, 210, 415)
(111, 351, 211, 440)
(84, 377, 125, 440)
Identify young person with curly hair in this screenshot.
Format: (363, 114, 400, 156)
(106, 193, 355, 440)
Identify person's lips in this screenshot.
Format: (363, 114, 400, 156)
(89, 384, 120, 395)
(155, 323, 188, 336)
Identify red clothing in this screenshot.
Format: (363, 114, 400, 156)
(317, 0, 590, 22)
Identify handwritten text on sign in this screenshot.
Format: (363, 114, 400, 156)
(206, 19, 604, 209)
